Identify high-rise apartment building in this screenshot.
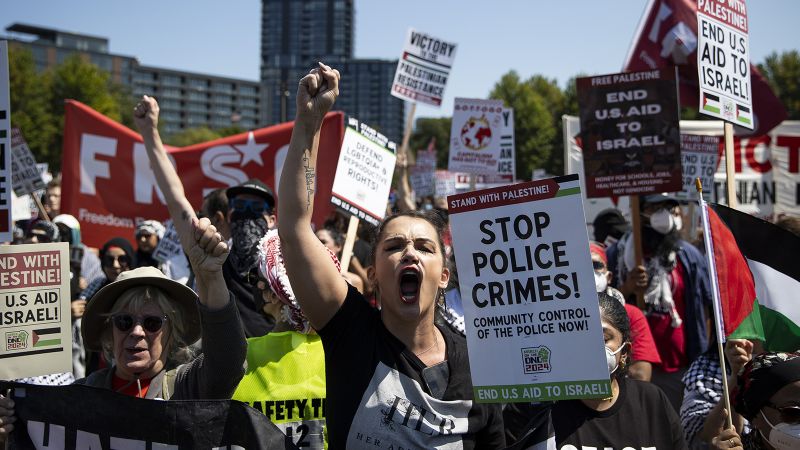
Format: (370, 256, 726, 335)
(3, 23, 262, 136)
(260, 0, 404, 141)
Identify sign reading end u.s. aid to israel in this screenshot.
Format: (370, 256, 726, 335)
(696, 0, 753, 129)
(390, 28, 457, 107)
(447, 175, 611, 403)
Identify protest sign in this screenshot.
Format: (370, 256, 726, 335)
(0, 243, 71, 379)
(696, 0, 753, 129)
(330, 117, 397, 226)
(448, 98, 506, 175)
(10, 128, 45, 197)
(577, 68, 682, 198)
(434, 170, 456, 197)
(152, 219, 181, 263)
(0, 382, 296, 450)
(61, 101, 345, 248)
(448, 175, 610, 402)
(390, 28, 457, 107)
(410, 143, 437, 197)
(0, 42, 12, 242)
(678, 134, 720, 201)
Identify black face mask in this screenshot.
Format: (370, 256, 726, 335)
(229, 211, 269, 274)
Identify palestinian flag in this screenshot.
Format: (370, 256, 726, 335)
(710, 204, 800, 351)
(736, 104, 752, 126)
(702, 93, 721, 114)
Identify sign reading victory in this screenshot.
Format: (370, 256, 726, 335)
(391, 28, 457, 106)
(330, 117, 397, 226)
(0, 243, 71, 380)
(577, 69, 682, 198)
(697, 0, 753, 128)
(448, 175, 610, 402)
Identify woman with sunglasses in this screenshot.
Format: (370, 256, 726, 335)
(710, 351, 800, 450)
(0, 221, 246, 436)
(278, 64, 505, 449)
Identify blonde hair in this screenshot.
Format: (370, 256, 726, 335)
(100, 286, 195, 367)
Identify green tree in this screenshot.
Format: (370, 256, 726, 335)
(408, 117, 452, 169)
(8, 46, 56, 168)
(490, 71, 558, 179)
(759, 50, 800, 119)
(164, 127, 222, 147)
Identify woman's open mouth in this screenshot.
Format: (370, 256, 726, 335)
(399, 268, 421, 304)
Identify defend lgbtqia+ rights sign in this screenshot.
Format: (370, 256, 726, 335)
(448, 175, 610, 402)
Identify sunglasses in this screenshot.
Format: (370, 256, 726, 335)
(592, 260, 606, 271)
(111, 314, 168, 333)
(103, 254, 131, 267)
(230, 198, 272, 215)
(767, 403, 800, 424)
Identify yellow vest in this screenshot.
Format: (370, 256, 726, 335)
(233, 331, 327, 449)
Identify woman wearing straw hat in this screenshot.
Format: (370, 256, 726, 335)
(0, 219, 247, 435)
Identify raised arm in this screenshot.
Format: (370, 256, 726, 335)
(278, 63, 348, 329)
(133, 96, 228, 309)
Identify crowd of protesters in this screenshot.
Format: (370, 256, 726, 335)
(0, 63, 797, 450)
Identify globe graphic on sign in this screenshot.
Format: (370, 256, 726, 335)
(460, 115, 492, 151)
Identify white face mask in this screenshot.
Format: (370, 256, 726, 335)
(594, 272, 608, 293)
(760, 410, 800, 450)
(605, 344, 624, 374)
(647, 208, 675, 234)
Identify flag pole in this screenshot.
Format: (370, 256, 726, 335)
(696, 178, 734, 428)
(629, 195, 646, 309)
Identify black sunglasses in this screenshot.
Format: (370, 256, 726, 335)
(111, 314, 168, 333)
(768, 403, 800, 424)
(230, 198, 271, 215)
(592, 260, 606, 271)
(103, 254, 131, 267)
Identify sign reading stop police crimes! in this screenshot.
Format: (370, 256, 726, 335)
(577, 69, 682, 198)
(330, 117, 397, 226)
(448, 175, 610, 403)
(391, 29, 457, 107)
(697, 0, 753, 129)
(0, 243, 71, 379)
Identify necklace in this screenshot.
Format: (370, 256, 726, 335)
(415, 330, 439, 357)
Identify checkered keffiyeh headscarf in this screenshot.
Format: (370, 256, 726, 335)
(257, 230, 340, 333)
(733, 351, 800, 420)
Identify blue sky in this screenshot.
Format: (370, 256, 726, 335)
(4, 0, 798, 118)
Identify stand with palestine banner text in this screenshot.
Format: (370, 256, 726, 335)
(448, 175, 610, 402)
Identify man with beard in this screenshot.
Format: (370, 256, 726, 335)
(224, 179, 277, 337)
(607, 194, 712, 412)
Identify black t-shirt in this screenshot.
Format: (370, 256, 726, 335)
(222, 259, 274, 338)
(319, 285, 506, 450)
(504, 377, 687, 450)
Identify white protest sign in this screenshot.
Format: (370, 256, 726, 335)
(0, 42, 12, 242)
(697, 0, 753, 129)
(390, 29, 457, 107)
(677, 134, 720, 201)
(448, 174, 610, 402)
(10, 128, 45, 197)
(434, 170, 456, 197)
(410, 146, 437, 197)
(153, 219, 182, 263)
(0, 242, 72, 379)
(331, 117, 397, 226)
(448, 98, 506, 175)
